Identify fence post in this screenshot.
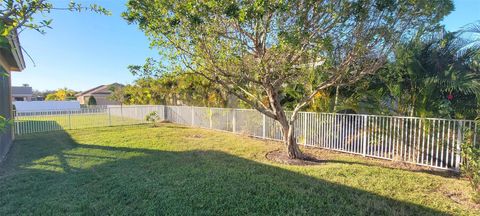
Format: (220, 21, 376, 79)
(304, 113, 307, 146)
(455, 121, 463, 171)
(209, 108, 213, 129)
(362, 115, 367, 157)
(232, 109, 236, 133)
(191, 106, 194, 126)
(163, 105, 168, 121)
(108, 108, 112, 126)
(120, 105, 124, 121)
(12, 111, 16, 137)
(262, 114, 266, 139)
(68, 110, 72, 129)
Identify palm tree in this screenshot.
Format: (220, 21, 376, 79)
(339, 30, 480, 119)
(458, 22, 480, 54)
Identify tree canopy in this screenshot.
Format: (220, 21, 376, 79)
(124, 0, 454, 159)
(45, 88, 76, 101)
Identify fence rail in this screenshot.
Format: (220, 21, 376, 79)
(14, 105, 477, 171)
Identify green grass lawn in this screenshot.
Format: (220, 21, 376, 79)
(0, 123, 478, 215)
(14, 114, 143, 133)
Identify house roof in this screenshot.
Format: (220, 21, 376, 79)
(76, 83, 124, 97)
(0, 19, 25, 72)
(12, 86, 32, 95)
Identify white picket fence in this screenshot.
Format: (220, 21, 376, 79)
(14, 105, 477, 171)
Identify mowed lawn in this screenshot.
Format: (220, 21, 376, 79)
(0, 124, 478, 215)
(14, 114, 143, 133)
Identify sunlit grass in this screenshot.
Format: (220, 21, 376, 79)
(14, 114, 143, 132)
(0, 123, 478, 215)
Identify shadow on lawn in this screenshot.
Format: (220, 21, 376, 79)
(14, 120, 65, 133)
(0, 129, 451, 215)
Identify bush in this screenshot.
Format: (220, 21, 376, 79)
(87, 96, 97, 105)
(145, 111, 162, 127)
(461, 128, 480, 202)
(0, 116, 12, 134)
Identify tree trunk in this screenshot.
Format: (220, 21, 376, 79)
(281, 121, 305, 159)
(333, 86, 340, 112)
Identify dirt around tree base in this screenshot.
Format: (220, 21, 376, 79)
(265, 149, 323, 166)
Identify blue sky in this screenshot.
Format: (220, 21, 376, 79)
(11, 0, 480, 91)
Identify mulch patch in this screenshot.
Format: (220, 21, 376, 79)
(265, 149, 323, 166)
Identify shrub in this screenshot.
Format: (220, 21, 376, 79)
(87, 96, 97, 105)
(461, 128, 480, 203)
(0, 116, 12, 134)
(145, 111, 162, 126)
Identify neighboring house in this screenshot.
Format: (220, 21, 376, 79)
(11, 86, 32, 101)
(0, 29, 26, 161)
(76, 83, 124, 105)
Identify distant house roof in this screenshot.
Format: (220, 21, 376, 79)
(12, 86, 32, 96)
(76, 83, 124, 97)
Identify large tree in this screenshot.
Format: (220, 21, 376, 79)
(45, 88, 76, 101)
(124, 0, 453, 159)
(336, 31, 480, 119)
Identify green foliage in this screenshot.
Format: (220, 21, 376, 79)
(123, 0, 453, 158)
(330, 31, 480, 118)
(87, 96, 97, 106)
(145, 111, 162, 126)
(45, 88, 76, 101)
(0, 70, 8, 77)
(123, 0, 453, 117)
(123, 73, 232, 107)
(0, 115, 12, 134)
(462, 127, 480, 202)
(0, 0, 110, 36)
(108, 85, 126, 104)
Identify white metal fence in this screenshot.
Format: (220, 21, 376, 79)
(14, 105, 477, 171)
(14, 105, 164, 134)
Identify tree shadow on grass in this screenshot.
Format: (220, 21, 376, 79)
(14, 120, 66, 133)
(0, 129, 453, 215)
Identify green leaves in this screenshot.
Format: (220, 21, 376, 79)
(0, 116, 12, 134)
(461, 127, 480, 202)
(123, 0, 454, 121)
(0, 0, 110, 36)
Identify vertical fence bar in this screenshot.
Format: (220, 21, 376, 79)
(474, 121, 477, 148)
(440, 120, 446, 168)
(232, 109, 236, 133)
(363, 115, 367, 157)
(108, 108, 112, 126)
(191, 106, 195, 126)
(68, 110, 72, 130)
(209, 108, 213, 129)
(304, 113, 307, 146)
(262, 113, 266, 139)
(455, 121, 463, 171)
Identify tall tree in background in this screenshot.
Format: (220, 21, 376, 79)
(87, 96, 97, 106)
(127, 61, 233, 107)
(124, 0, 452, 159)
(336, 31, 480, 119)
(109, 85, 126, 105)
(45, 88, 76, 101)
